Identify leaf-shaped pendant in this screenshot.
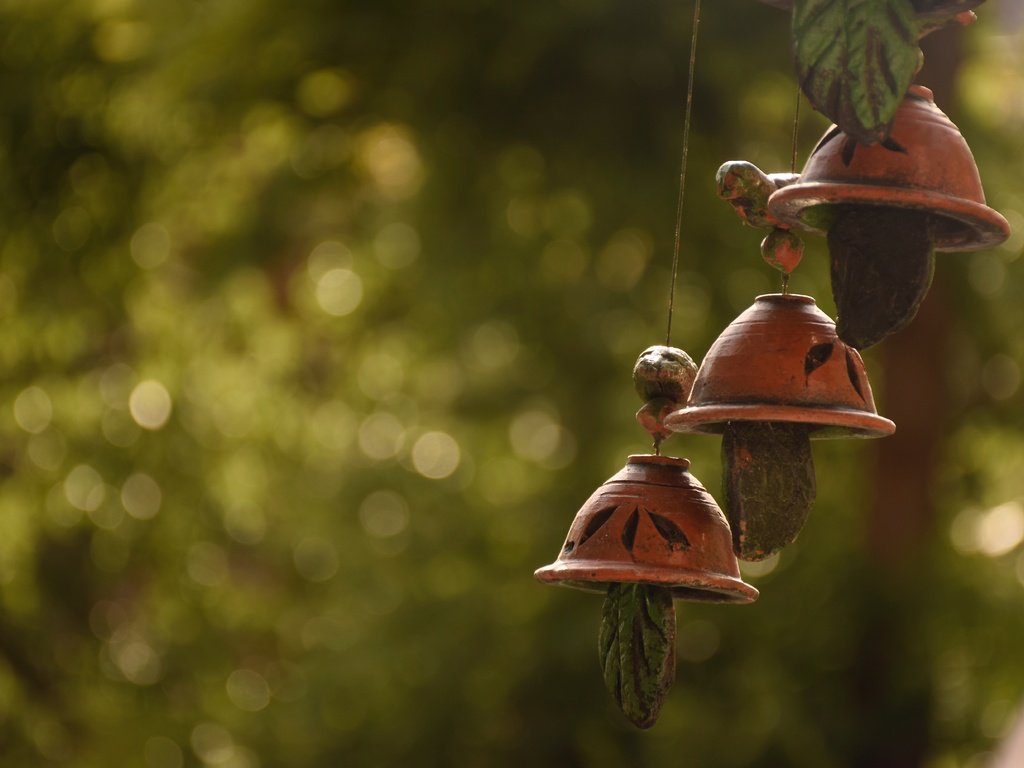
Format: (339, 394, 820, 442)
(828, 205, 935, 350)
(793, 0, 920, 144)
(599, 583, 676, 729)
(722, 422, 816, 561)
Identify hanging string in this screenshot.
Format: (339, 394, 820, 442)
(781, 86, 802, 295)
(665, 0, 702, 347)
(790, 86, 801, 175)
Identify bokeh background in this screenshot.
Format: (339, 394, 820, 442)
(2, 0, 1024, 766)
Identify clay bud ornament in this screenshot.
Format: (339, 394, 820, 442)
(761, 228, 804, 276)
(716, 161, 799, 231)
(632, 345, 698, 452)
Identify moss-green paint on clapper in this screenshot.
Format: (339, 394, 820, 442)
(599, 583, 676, 729)
(723, 421, 816, 561)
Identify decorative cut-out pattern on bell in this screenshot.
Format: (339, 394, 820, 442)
(534, 454, 758, 604)
(768, 85, 1010, 252)
(666, 293, 895, 438)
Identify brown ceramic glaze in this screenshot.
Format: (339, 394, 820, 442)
(768, 85, 1010, 251)
(534, 455, 758, 604)
(666, 294, 895, 438)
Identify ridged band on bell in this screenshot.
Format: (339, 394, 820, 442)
(534, 455, 758, 604)
(666, 294, 895, 438)
(768, 85, 1010, 252)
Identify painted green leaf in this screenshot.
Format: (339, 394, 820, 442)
(599, 583, 676, 729)
(793, 0, 921, 144)
(722, 422, 816, 561)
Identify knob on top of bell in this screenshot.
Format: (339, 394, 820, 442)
(768, 85, 1010, 252)
(666, 293, 895, 439)
(534, 454, 758, 604)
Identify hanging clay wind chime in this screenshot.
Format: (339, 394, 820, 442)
(768, 84, 1010, 349)
(535, 345, 758, 728)
(667, 161, 896, 561)
(748, 0, 1008, 349)
(536, 0, 760, 729)
(533, 0, 1012, 734)
(696, 0, 1006, 556)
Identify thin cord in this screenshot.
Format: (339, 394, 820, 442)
(790, 86, 801, 174)
(781, 86, 801, 295)
(665, 0, 701, 347)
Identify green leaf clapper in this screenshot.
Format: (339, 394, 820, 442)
(599, 583, 676, 729)
(722, 421, 817, 560)
(793, 0, 921, 144)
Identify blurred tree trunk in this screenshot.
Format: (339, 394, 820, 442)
(851, 24, 963, 768)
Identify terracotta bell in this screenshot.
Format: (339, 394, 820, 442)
(768, 85, 1010, 252)
(534, 454, 758, 604)
(666, 293, 895, 438)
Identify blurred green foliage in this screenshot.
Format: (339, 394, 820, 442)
(1, 0, 1023, 766)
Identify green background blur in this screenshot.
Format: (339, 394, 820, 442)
(2, 1, 1024, 766)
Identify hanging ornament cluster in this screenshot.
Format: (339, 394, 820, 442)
(534, 0, 1009, 731)
(691, 74, 1008, 559)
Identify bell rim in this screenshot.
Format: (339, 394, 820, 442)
(768, 182, 1010, 251)
(665, 402, 896, 438)
(533, 562, 759, 604)
(623, 453, 691, 470)
(750, 292, 816, 305)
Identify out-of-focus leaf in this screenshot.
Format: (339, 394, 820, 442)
(599, 583, 676, 729)
(793, 0, 921, 144)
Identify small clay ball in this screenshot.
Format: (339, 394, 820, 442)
(632, 346, 698, 403)
(761, 228, 804, 275)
